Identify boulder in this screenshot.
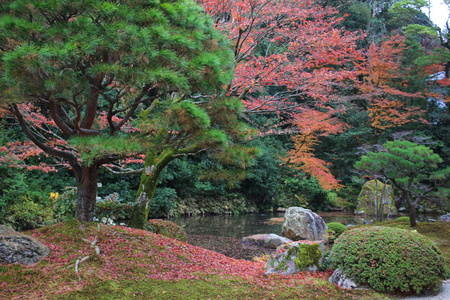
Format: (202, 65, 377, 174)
(242, 234, 292, 249)
(0, 225, 49, 266)
(439, 213, 450, 222)
(281, 207, 328, 242)
(264, 240, 324, 276)
(329, 268, 359, 289)
(355, 180, 396, 218)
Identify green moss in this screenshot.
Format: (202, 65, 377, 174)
(327, 222, 348, 242)
(293, 244, 322, 270)
(394, 216, 410, 222)
(276, 259, 288, 271)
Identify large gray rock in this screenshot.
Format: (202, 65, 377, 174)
(439, 213, 450, 222)
(242, 234, 292, 249)
(329, 268, 359, 289)
(264, 240, 324, 276)
(281, 207, 328, 242)
(0, 225, 49, 266)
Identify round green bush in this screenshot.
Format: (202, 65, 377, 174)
(395, 216, 410, 222)
(144, 219, 187, 242)
(330, 226, 449, 294)
(327, 222, 347, 241)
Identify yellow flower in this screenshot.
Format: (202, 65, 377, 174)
(50, 192, 59, 201)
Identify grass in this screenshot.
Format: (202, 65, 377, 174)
(0, 220, 391, 300)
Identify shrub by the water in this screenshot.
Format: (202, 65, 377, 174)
(144, 219, 187, 241)
(326, 222, 347, 242)
(330, 226, 449, 294)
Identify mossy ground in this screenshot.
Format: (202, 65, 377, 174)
(0, 220, 390, 299)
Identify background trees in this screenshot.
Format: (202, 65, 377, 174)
(0, 0, 449, 227)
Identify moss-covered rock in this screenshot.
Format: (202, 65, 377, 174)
(264, 241, 324, 275)
(355, 180, 396, 219)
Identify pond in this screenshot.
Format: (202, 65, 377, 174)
(171, 211, 439, 261)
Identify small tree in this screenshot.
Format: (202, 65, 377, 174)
(355, 140, 450, 227)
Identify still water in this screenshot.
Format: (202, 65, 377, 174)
(172, 211, 377, 261)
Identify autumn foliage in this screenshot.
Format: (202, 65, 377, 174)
(358, 35, 427, 131)
(198, 0, 366, 189)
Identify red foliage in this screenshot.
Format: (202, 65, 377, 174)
(198, 0, 365, 189)
(358, 35, 427, 131)
(0, 103, 142, 172)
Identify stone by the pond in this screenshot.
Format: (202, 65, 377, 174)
(329, 268, 359, 289)
(242, 234, 292, 249)
(355, 180, 396, 218)
(439, 213, 450, 222)
(264, 240, 324, 276)
(0, 225, 49, 266)
(281, 207, 328, 242)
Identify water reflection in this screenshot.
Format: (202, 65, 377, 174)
(173, 213, 285, 260)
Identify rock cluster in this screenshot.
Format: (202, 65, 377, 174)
(0, 225, 49, 265)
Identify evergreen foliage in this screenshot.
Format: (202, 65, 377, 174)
(355, 140, 450, 226)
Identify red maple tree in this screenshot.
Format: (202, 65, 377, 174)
(198, 0, 366, 189)
(358, 34, 427, 133)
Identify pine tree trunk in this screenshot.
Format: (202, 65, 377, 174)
(409, 203, 417, 227)
(129, 150, 175, 229)
(75, 165, 99, 222)
(406, 192, 417, 227)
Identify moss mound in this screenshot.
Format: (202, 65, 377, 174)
(326, 222, 347, 242)
(330, 226, 449, 294)
(0, 220, 387, 299)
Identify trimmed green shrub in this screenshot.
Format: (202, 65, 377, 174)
(395, 216, 410, 222)
(330, 226, 449, 294)
(144, 219, 187, 242)
(327, 222, 347, 242)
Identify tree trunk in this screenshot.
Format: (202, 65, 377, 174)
(129, 150, 175, 229)
(129, 170, 159, 229)
(404, 192, 417, 227)
(75, 165, 99, 222)
(409, 202, 417, 227)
